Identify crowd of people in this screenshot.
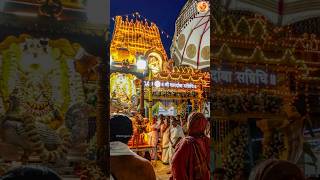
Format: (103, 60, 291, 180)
(110, 112, 211, 180)
(110, 112, 309, 180)
(132, 113, 210, 161)
(0, 112, 315, 180)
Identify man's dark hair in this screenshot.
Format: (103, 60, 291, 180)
(0, 165, 61, 180)
(110, 114, 133, 144)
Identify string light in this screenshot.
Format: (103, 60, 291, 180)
(111, 11, 172, 39)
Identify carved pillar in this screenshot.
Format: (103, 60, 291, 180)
(148, 70, 153, 121)
(96, 40, 109, 175)
(140, 79, 145, 116)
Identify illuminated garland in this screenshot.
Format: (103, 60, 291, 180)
(213, 92, 283, 114)
(151, 90, 198, 98)
(154, 73, 209, 82)
(263, 131, 286, 159)
(223, 126, 248, 179)
(213, 15, 320, 53)
(214, 44, 305, 65)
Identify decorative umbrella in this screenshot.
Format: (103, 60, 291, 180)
(171, 0, 210, 70)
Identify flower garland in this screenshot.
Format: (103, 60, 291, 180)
(263, 131, 286, 159)
(58, 54, 71, 113)
(0, 43, 21, 110)
(223, 125, 248, 179)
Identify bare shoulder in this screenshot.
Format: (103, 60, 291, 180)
(133, 156, 156, 179)
(133, 154, 149, 162)
(133, 155, 154, 169)
(111, 155, 156, 180)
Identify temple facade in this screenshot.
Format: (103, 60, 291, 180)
(110, 16, 167, 66)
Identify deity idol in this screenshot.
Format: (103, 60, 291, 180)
(110, 73, 137, 111)
(0, 37, 87, 162)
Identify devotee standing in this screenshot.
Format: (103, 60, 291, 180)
(131, 116, 139, 147)
(170, 118, 185, 151)
(161, 117, 171, 164)
(148, 116, 160, 160)
(110, 115, 156, 180)
(171, 112, 210, 180)
(167, 118, 185, 174)
(158, 114, 165, 138)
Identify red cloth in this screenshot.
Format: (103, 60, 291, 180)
(171, 112, 210, 180)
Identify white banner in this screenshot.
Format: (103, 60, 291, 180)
(144, 80, 197, 89)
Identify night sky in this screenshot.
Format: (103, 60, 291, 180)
(110, 0, 187, 58)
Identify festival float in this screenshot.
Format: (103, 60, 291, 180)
(0, 0, 109, 179)
(212, 2, 320, 178)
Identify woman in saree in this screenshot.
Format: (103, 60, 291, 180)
(171, 112, 210, 180)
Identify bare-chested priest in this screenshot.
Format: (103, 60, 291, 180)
(110, 114, 156, 180)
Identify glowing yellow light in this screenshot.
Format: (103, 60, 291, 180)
(137, 59, 147, 70)
(110, 16, 167, 67)
(197, 1, 209, 13)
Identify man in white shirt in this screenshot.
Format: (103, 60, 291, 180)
(170, 118, 185, 149)
(110, 114, 156, 180)
(161, 117, 170, 164)
(148, 116, 159, 160)
(166, 117, 185, 174)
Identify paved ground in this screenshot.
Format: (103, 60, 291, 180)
(152, 161, 171, 180)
